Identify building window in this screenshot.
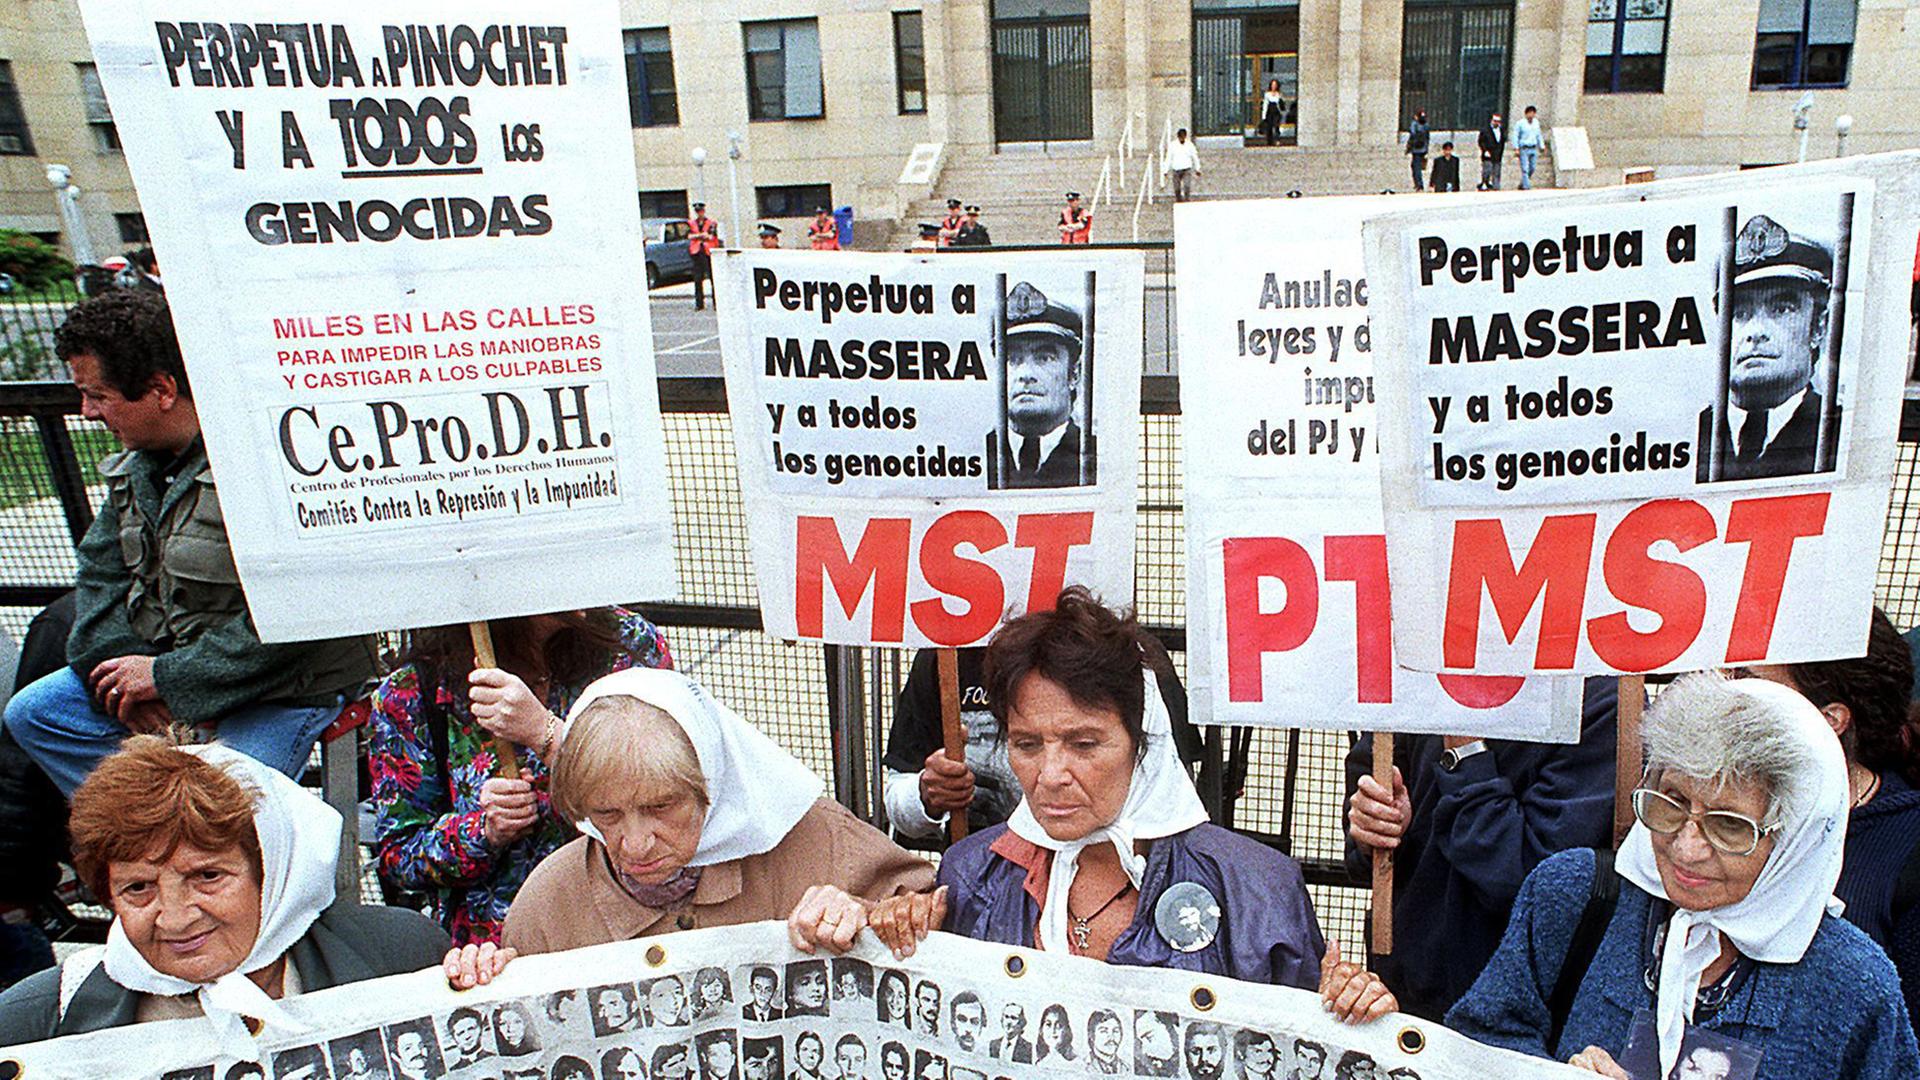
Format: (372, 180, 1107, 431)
(622, 29, 679, 127)
(744, 19, 825, 121)
(1752, 0, 1856, 89)
(894, 12, 927, 114)
(77, 63, 121, 151)
(1585, 0, 1668, 93)
(0, 61, 34, 155)
(757, 183, 833, 218)
(115, 213, 148, 244)
(638, 189, 690, 221)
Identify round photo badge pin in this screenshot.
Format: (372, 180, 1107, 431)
(1153, 881, 1221, 953)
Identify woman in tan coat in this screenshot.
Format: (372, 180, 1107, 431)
(500, 668, 933, 955)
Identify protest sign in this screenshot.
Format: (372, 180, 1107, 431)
(0, 922, 1589, 1079)
(717, 251, 1142, 647)
(1364, 154, 1920, 675)
(78, 1, 678, 641)
(1175, 196, 1583, 739)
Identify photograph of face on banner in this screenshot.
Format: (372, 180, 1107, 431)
(986, 277, 1098, 490)
(1695, 202, 1853, 485)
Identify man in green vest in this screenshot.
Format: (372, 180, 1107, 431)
(3, 290, 376, 796)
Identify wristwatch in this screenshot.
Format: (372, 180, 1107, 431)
(1440, 740, 1489, 772)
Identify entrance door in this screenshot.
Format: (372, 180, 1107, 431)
(992, 11, 1093, 143)
(1399, 0, 1513, 130)
(1247, 53, 1299, 144)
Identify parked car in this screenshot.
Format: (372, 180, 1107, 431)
(643, 216, 695, 289)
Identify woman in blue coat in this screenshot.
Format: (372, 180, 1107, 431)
(1446, 673, 1920, 1078)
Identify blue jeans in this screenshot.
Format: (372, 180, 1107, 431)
(1518, 146, 1539, 189)
(3, 667, 336, 796)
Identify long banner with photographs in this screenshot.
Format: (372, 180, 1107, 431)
(1, 924, 1587, 1080)
(716, 251, 1143, 648)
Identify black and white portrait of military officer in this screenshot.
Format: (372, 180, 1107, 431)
(1697, 211, 1846, 483)
(987, 280, 1098, 489)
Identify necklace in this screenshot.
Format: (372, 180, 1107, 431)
(1067, 881, 1135, 952)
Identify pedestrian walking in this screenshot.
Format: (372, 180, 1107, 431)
(1406, 110, 1431, 191)
(1057, 192, 1091, 245)
(1164, 129, 1201, 202)
(1258, 79, 1285, 147)
(1477, 112, 1505, 190)
(1513, 105, 1543, 190)
(687, 203, 721, 310)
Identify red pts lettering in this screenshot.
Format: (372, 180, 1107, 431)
(1445, 515, 1597, 670)
(1587, 499, 1713, 671)
(1723, 493, 1830, 663)
(1222, 538, 1319, 701)
(795, 516, 911, 641)
(911, 511, 1005, 646)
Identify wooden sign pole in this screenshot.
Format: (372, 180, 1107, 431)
(1370, 732, 1394, 955)
(937, 647, 969, 843)
(1614, 675, 1646, 847)
(469, 620, 522, 780)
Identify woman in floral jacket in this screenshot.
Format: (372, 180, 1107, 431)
(370, 608, 671, 944)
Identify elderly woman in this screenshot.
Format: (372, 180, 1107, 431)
(868, 589, 1380, 1011)
(502, 668, 933, 953)
(371, 607, 671, 945)
(1445, 674, 1920, 1078)
(0, 737, 450, 1049)
(1744, 606, 1920, 1022)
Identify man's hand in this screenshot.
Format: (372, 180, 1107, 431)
(919, 749, 975, 816)
(1347, 765, 1411, 852)
(90, 655, 161, 722)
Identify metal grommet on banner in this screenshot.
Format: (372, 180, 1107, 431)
(1153, 881, 1221, 953)
(1189, 985, 1216, 1012)
(244, 1016, 265, 1036)
(1004, 955, 1026, 978)
(0, 1059, 22, 1080)
(1397, 1026, 1427, 1055)
(646, 944, 668, 967)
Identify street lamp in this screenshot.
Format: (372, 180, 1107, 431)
(44, 163, 95, 265)
(690, 146, 708, 205)
(1792, 91, 1815, 164)
(1834, 113, 1854, 157)
(725, 131, 745, 253)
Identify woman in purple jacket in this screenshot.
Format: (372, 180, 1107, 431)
(868, 588, 1390, 1017)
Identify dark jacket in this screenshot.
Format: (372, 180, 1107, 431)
(939, 822, 1325, 988)
(985, 421, 1097, 489)
(1, 595, 73, 904)
(1838, 771, 1920, 1030)
(1344, 677, 1619, 1021)
(952, 222, 992, 247)
(0, 902, 450, 1046)
(1695, 386, 1840, 482)
(1478, 123, 1505, 159)
(1406, 119, 1431, 156)
(1447, 850, 1920, 1078)
(1430, 155, 1461, 192)
(69, 439, 377, 724)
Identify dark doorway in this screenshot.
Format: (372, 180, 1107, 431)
(1399, 0, 1513, 130)
(992, 0, 1093, 144)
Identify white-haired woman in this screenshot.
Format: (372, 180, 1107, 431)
(1446, 674, 1920, 1078)
(499, 668, 934, 954)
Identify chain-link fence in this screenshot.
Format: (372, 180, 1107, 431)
(0, 280, 83, 382)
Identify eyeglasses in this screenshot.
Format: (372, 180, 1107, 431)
(1631, 787, 1777, 856)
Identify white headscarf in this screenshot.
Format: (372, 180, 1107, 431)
(102, 743, 340, 1053)
(565, 668, 825, 864)
(1617, 677, 1847, 1076)
(1005, 670, 1208, 953)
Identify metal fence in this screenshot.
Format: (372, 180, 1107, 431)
(6, 261, 1920, 952)
(0, 280, 84, 382)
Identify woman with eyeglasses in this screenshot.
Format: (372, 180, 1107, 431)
(1446, 673, 1920, 1079)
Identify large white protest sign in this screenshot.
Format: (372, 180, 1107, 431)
(717, 251, 1141, 647)
(79, 1, 678, 640)
(1, 923, 1588, 1079)
(1176, 196, 1583, 738)
(1364, 154, 1920, 675)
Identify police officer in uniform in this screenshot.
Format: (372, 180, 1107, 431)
(938, 198, 965, 248)
(808, 207, 840, 251)
(1057, 192, 1092, 245)
(985, 281, 1097, 489)
(687, 202, 722, 310)
(909, 222, 941, 253)
(1696, 212, 1842, 482)
(951, 205, 991, 248)
(758, 223, 783, 249)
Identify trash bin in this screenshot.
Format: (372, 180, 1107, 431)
(834, 206, 854, 250)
